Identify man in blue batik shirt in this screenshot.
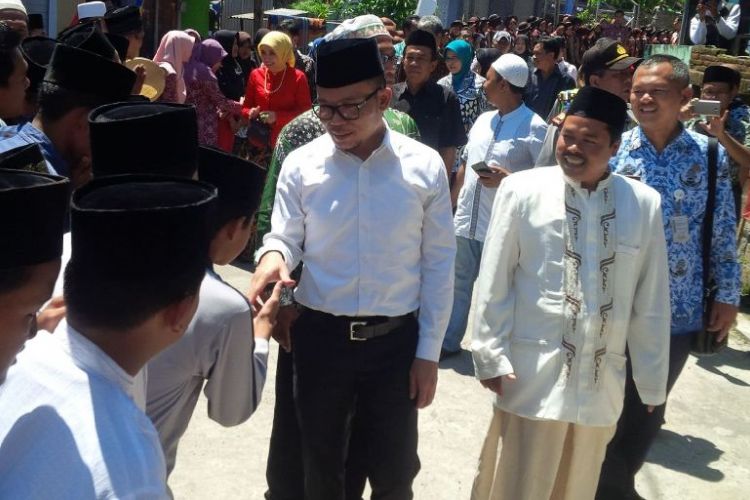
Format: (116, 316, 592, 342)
(597, 54, 741, 500)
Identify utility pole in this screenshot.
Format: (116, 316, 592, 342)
(253, 0, 263, 33)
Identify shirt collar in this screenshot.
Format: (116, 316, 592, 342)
(629, 123, 688, 152)
(562, 169, 614, 194)
(54, 320, 136, 399)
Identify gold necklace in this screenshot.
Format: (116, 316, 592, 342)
(264, 66, 287, 95)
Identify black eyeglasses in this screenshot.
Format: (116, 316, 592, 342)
(381, 53, 396, 64)
(312, 88, 382, 121)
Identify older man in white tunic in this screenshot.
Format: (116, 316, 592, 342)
(470, 86, 671, 500)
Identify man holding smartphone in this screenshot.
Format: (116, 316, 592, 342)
(684, 64, 750, 217)
(441, 53, 547, 359)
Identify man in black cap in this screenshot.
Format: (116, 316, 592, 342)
(471, 86, 670, 500)
(18, 35, 56, 121)
(536, 37, 641, 167)
(684, 64, 750, 217)
(0, 21, 27, 124)
(391, 29, 466, 180)
(250, 37, 455, 499)
(0, 175, 216, 497)
(104, 5, 143, 60)
(0, 161, 68, 384)
(0, 43, 135, 186)
(80, 101, 277, 483)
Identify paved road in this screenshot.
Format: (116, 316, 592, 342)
(168, 263, 750, 499)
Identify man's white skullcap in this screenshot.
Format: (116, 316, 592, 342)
(0, 0, 26, 14)
(326, 14, 391, 41)
(77, 1, 106, 20)
(491, 53, 529, 88)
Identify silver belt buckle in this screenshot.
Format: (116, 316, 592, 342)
(349, 321, 367, 341)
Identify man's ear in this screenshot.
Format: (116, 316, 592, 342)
(378, 87, 393, 110)
(161, 293, 199, 336)
(680, 85, 694, 106)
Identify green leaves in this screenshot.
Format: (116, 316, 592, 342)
(289, 0, 418, 24)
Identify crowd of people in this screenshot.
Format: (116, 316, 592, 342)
(0, 2, 747, 500)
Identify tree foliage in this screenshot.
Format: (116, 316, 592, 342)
(290, 0, 418, 24)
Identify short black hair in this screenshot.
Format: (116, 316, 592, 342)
(615, 9, 625, 15)
(0, 266, 29, 295)
(536, 36, 560, 58)
(64, 258, 204, 332)
(638, 54, 690, 89)
(37, 81, 112, 123)
(0, 21, 22, 87)
(508, 82, 526, 95)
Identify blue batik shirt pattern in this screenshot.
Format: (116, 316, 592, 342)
(0, 122, 67, 177)
(610, 126, 740, 335)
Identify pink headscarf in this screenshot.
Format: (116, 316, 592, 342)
(153, 30, 195, 103)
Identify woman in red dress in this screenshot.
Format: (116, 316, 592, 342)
(242, 31, 311, 148)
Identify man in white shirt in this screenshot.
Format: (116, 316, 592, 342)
(0, 175, 217, 499)
(470, 87, 671, 500)
(0, 160, 68, 384)
(249, 37, 455, 499)
(690, 0, 741, 50)
(442, 53, 546, 358)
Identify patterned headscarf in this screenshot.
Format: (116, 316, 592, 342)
(153, 30, 195, 103)
(257, 31, 295, 69)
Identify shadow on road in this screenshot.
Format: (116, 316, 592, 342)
(646, 429, 725, 482)
(439, 350, 475, 376)
(694, 346, 750, 387)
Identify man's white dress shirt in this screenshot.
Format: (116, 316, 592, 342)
(454, 106, 547, 242)
(471, 167, 671, 426)
(260, 125, 456, 362)
(0, 321, 168, 499)
(690, 2, 741, 44)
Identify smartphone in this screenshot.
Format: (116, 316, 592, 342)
(693, 99, 721, 117)
(471, 161, 493, 175)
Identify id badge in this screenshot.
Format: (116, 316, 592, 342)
(671, 215, 690, 243)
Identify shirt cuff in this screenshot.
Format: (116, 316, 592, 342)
(474, 356, 514, 381)
(253, 337, 270, 356)
(416, 335, 442, 362)
(716, 289, 740, 307)
(635, 385, 666, 407)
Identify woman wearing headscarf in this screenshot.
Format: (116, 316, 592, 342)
(185, 39, 243, 149)
(237, 31, 256, 83)
(212, 30, 246, 151)
(242, 31, 311, 149)
(439, 39, 490, 135)
(153, 30, 195, 103)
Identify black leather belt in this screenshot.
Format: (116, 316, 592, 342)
(303, 308, 415, 341)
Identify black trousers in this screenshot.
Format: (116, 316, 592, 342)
(265, 349, 369, 500)
(596, 333, 694, 500)
(291, 309, 421, 500)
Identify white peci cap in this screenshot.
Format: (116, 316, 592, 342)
(0, 0, 26, 14)
(492, 30, 511, 43)
(77, 1, 106, 20)
(490, 53, 529, 88)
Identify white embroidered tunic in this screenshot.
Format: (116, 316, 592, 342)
(471, 167, 671, 426)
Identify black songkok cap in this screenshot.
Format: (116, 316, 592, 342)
(567, 86, 628, 137)
(21, 36, 58, 94)
(703, 65, 741, 88)
(0, 143, 46, 173)
(44, 44, 136, 103)
(316, 38, 384, 88)
(28, 14, 44, 32)
(58, 22, 117, 61)
(105, 6, 143, 36)
(197, 146, 266, 224)
(69, 175, 217, 280)
(0, 167, 69, 268)
(89, 102, 198, 178)
(405, 29, 437, 56)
